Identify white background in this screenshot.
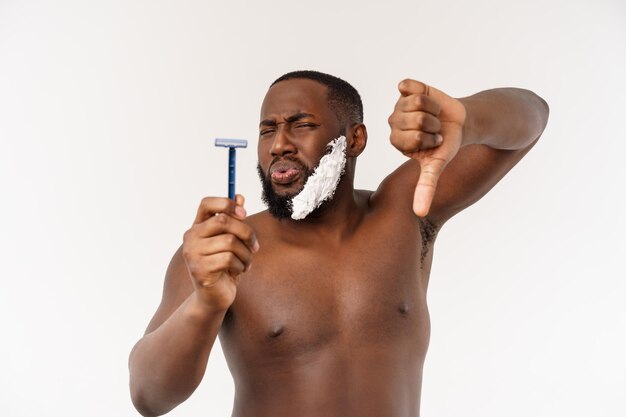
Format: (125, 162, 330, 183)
(1, 0, 625, 416)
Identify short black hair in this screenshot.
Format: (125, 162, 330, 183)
(270, 70, 363, 126)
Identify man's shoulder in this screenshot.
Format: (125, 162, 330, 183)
(365, 161, 421, 218)
(247, 209, 269, 220)
(245, 210, 271, 229)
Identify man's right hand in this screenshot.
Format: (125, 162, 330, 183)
(182, 194, 259, 312)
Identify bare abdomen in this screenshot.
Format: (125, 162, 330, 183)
(228, 339, 427, 417)
(221, 295, 430, 417)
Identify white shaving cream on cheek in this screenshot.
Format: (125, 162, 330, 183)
(290, 136, 347, 220)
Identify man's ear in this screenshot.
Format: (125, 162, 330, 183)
(346, 123, 367, 157)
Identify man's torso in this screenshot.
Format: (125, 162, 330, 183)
(219, 190, 434, 417)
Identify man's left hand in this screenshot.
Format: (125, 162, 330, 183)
(388, 79, 467, 217)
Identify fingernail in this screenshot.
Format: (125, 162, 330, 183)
(253, 239, 260, 253)
(235, 206, 246, 218)
(436, 135, 443, 144)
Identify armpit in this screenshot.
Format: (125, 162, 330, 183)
(418, 217, 439, 265)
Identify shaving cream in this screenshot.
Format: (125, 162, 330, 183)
(291, 136, 347, 220)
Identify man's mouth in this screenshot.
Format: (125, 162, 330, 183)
(269, 160, 304, 185)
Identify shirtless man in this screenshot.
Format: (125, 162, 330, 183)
(128, 70, 549, 417)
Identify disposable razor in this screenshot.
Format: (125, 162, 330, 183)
(214, 138, 248, 200)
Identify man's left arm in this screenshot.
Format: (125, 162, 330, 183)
(388, 80, 549, 226)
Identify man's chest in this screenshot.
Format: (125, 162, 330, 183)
(220, 221, 431, 363)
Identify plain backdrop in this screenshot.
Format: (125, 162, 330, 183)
(1, 0, 625, 416)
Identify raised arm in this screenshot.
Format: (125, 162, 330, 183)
(386, 79, 549, 226)
(128, 196, 258, 416)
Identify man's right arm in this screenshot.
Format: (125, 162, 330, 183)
(128, 196, 259, 417)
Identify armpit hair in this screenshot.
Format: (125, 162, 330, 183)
(418, 217, 439, 266)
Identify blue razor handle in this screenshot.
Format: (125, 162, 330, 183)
(228, 147, 236, 200)
(215, 138, 248, 200)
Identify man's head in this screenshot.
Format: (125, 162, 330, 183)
(257, 70, 367, 219)
(270, 70, 363, 130)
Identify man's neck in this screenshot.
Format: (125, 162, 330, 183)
(271, 180, 365, 243)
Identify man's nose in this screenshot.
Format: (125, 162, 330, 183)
(269, 128, 296, 157)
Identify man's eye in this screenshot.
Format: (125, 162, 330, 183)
(296, 123, 315, 128)
(260, 129, 275, 136)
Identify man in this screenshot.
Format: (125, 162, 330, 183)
(129, 70, 549, 417)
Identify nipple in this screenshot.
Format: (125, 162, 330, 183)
(268, 324, 285, 338)
(398, 302, 410, 316)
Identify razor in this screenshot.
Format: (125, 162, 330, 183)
(214, 138, 248, 200)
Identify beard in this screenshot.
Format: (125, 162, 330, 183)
(258, 136, 348, 220)
(257, 158, 313, 219)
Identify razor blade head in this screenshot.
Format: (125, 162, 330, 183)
(215, 138, 248, 148)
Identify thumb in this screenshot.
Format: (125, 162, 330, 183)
(413, 160, 445, 217)
(234, 194, 247, 219)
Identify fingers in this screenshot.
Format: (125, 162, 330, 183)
(235, 193, 245, 208)
(390, 83, 443, 155)
(185, 194, 259, 277)
(193, 196, 246, 225)
(392, 130, 443, 154)
(191, 252, 247, 280)
(189, 213, 259, 253)
(197, 234, 254, 267)
(394, 93, 441, 116)
(398, 79, 430, 97)
(390, 109, 441, 133)
(183, 212, 257, 283)
(413, 160, 446, 217)
(389, 106, 442, 153)
(200, 248, 248, 276)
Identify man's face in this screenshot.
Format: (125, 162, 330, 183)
(257, 79, 343, 217)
